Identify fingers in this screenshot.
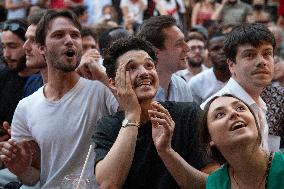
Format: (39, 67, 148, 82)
(148, 101, 175, 130)
(3, 121, 11, 136)
(0, 139, 18, 162)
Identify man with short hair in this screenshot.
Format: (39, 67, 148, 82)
(189, 34, 231, 105)
(0, 18, 38, 126)
(94, 37, 216, 189)
(201, 23, 276, 151)
(0, 9, 118, 188)
(176, 32, 208, 83)
(22, 10, 48, 98)
(212, 0, 252, 26)
(81, 27, 98, 54)
(0, 10, 47, 189)
(137, 15, 193, 102)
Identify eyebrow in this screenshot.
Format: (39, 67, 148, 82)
(211, 100, 242, 113)
(126, 57, 154, 64)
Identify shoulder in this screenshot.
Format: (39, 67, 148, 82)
(206, 164, 230, 189)
(190, 69, 212, 84)
(162, 101, 201, 117)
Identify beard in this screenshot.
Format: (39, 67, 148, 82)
(6, 55, 26, 73)
(187, 57, 203, 68)
(46, 49, 81, 73)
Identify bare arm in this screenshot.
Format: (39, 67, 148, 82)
(5, 0, 30, 10)
(150, 102, 207, 189)
(191, 3, 201, 26)
(95, 61, 141, 189)
(211, 0, 227, 20)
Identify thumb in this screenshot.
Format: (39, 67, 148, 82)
(3, 122, 11, 136)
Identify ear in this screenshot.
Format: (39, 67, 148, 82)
(155, 48, 162, 60)
(227, 59, 235, 76)
(38, 44, 46, 56)
(209, 140, 215, 147)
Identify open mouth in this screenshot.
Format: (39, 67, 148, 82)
(65, 49, 75, 58)
(230, 121, 247, 131)
(135, 79, 152, 87)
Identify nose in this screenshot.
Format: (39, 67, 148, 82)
(3, 48, 11, 60)
(23, 39, 31, 51)
(137, 65, 149, 77)
(183, 41, 190, 52)
(64, 34, 73, 46)
(229, 109, 240, 120)
(256, 54, 267, 67)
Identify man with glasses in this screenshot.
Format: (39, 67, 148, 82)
(176, 32, 208, 83)
(188, 34, 231, 105)
(0, 19, 38, 128)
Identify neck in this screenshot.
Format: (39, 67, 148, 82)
(44, 66, 80, 101)
(18, 67, 38, 77)
(40, 67, 48, 84)
(232, 76, 263, 103)
(213, 66, 231, 82)
(188, 65, 203, 76)
(139, 100, 154, 124)
(157, 67, 172, 100)
(224, 145, 268, 187)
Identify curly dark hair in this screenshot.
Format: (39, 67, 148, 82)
(224, 23, 275, 62)
(199, 94, 262, 164)
(137, 15, 177, 49)
(103, 37, 157, 79)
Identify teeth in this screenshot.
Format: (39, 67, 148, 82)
(137, 80, 152, 86)
(231, 121, 246, 131)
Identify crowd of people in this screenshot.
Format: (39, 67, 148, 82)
(0, 0, 283, 189)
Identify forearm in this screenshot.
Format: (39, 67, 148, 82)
(138, 0, 147, 11)
(211, 4, 224, 20)
(5, 0, 26, 9)
(158, 148, 207, 189)
(17, 166, 40, 186)
(96, 127, 139, 189)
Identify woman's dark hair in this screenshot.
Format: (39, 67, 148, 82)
(199, 94, 262, 164)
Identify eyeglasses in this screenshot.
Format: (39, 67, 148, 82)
(189, 45, 205, 52)
(0, 23, 26, 32)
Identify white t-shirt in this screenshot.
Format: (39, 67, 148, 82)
(12, 78, 118, 188)
(188, 68, 226, 105)
(120, 0, 148, 24)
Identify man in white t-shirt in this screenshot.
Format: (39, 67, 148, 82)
(0, 9, 118, 188)
(189, 34, 231, 105)
(201, 23, 276, 151)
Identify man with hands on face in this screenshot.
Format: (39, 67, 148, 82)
(93, 37, 216, 189)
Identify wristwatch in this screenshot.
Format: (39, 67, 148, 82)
(122, 118, 140, 128)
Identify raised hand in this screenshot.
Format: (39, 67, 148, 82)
(149, 101, 175, 154)
(76, 49, 109, 85)
(114, 60, 141, 117)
